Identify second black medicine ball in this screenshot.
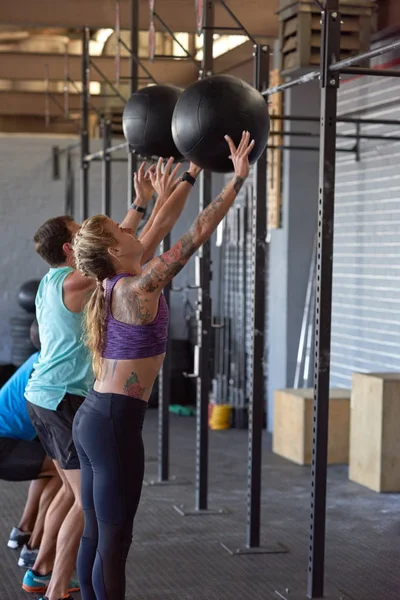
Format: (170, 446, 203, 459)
(171, 74, 270, 173)
(122, 85, 183, 159)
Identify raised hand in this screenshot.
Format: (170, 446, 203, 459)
(149, 157, 182, 199)
(224, 131, 255, 180)
(133, 162, 156, 204)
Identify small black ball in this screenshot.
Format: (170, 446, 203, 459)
(123, 85, 183, 159)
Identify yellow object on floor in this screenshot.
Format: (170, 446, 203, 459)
(209, 403, 232, 430)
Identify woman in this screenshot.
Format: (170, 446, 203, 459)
(72, 131, 255, 600)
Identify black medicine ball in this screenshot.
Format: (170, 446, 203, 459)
(122, 85, 183, 159)
(172, 74, 270, 173)
(17, 280, 40, 313)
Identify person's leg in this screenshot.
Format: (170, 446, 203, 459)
(17, 479, 48, 534)
(43, 468, 83, 600)
(28, 472, 62, 550)
(79, 394, 147, 600)
(0, 438, 57, 550)
(27, 464, 74, 578)
(73, 409, 97, 600)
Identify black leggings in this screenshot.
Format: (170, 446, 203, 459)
(73, 389, 147, 600)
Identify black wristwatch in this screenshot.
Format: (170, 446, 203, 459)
(130, 203, 146, 213)
(180, 172, 197, 186)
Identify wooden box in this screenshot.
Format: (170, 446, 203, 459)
(349, 373, 400, 493)
(277, 0, 376, 74)
(273, 388, 350, 465)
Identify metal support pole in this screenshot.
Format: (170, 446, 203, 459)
(276, 2, 350, 598)
(222, 45, 287, 557)
(173, 0, 223, 517)
(308, 2, 340, 596)
(102, 120, 112, 216)
(65, 149, 75, 218)
(158, 232, 171, 481)
(247, 42, 269, 549)
(80, 27, 90, 221)
(128, 0, 138, 208)
(195, 0, 214, 514)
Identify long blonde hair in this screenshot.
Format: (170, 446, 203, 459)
(73, 215, 117, 378)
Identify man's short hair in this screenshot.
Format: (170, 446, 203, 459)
(33, 216, 74, 267)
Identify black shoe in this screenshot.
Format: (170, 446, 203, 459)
(7, 526, 31, 549)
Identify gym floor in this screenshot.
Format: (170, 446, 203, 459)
(1, 410, 399, 600)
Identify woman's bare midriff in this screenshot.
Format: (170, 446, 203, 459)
(93, 354, 165, 402)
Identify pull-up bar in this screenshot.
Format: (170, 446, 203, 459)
(262, 38, 400, 97)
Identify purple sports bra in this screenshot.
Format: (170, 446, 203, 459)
(101, 273, 169, 360)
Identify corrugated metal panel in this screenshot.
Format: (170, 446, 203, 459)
(330, 58, 400, 387)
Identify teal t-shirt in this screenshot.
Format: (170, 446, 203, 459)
(25, 267, 94, 410)
(0, 352, 39, 440)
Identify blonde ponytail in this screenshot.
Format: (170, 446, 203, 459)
(84, 283, 107, 379)
(73, 214, 117, 378)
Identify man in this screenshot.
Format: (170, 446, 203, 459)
(23, 159, 200, 600)
(1, 320, 61, 568)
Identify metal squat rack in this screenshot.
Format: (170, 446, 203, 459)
(73, 0, 400, 598)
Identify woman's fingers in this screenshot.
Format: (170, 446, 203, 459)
(170, 162, 181, 180)
(245, 139, 256, 155)
(224, 135, 237, 157)
(156, 157, 163, 178)
(163, 156, 174, 178)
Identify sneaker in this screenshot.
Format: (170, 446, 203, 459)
(40, 596, 74, 600)
(22, 570, 51, 593)
(18, 544, 39, 568)
(7, 526, 31, 549)
(22, 569, 80, 594)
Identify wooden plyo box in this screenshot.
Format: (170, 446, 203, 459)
(273, 388, 350, 465)
(349, 373, 400, 493)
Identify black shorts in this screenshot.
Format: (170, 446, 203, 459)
(27, 393, 85, 471)
(0, 437, 46, 482)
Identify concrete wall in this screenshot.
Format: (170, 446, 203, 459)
(267, 81, 320, 429)
(0, 133, 223, 363)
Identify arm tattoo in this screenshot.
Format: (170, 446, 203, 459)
(234, 176, 244, 194)
(139, 232, 196, 293)
(138, 176, 244, 293)
(123, 371, 147, 399)
(112, 279, 152, 325)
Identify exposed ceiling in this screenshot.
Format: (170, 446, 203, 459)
(0, 0, 277, 134)
(0, 0, 397, 134)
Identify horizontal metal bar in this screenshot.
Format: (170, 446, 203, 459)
(263, 38, 400, 96)
(85, 141, 129, 162)
(269, 130, 400, 142)
(118, 76, 152, 80)
(153, 54, 192, 59)
(271, 115, 400, 127)
(330, 38, 400, 72)
(262, 70, 319, 96)
(339, 67, 400, 77)
(90, 156, 128, 163)
(203, 26, 243, 31)
(268, 144, 355, 153)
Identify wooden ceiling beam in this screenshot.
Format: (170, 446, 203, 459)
(0, 51, 198, 85)
(0, 0, 278, 38)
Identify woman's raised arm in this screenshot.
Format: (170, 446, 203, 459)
(135, 131, 254, 295)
